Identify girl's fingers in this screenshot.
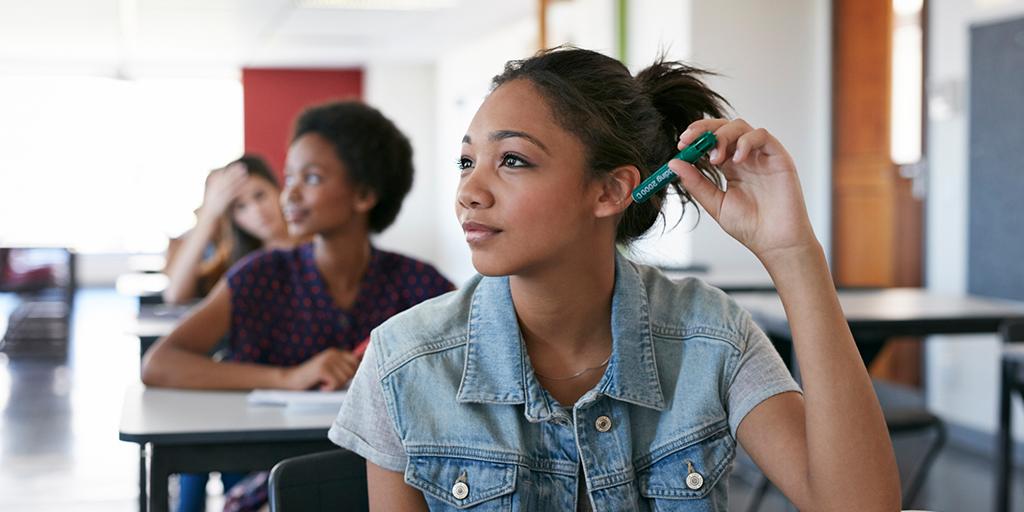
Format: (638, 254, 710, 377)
(734, 128, 786, 162)
(679, 119, 729, 148)
(680, 118, 761, 166)
(667, 159, 724, 219)
(707, 118, 754, 165)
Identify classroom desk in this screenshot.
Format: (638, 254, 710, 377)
(115, 272, 169, 305)
(734, 288, 1024, 508)
(127, 303, 192, 357)
(733, 288, 1024, 367)
(127, 254, 167, 274)
(732, 287, 1024, 343)
(119, 386, 338, 512)
(662, 267, 776, 293)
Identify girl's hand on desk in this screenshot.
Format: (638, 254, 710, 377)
(281, 348, 360, 391)
(668, 119, 819, 263)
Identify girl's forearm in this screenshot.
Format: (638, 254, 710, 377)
(141, 343, 286, 390)
(759, 243, 901, 509)
(163, 215, 219, 304)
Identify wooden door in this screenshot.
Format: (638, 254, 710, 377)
(832, 0, 926, 386)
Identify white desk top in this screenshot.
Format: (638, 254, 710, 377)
(126, 303, 194, 338)
(116, 272, 169, 298)
(662, 268, 775, 293)
(119, 385, 338, 445)
(733, 287, 1024, 339)
(734, 288, 1024, 321)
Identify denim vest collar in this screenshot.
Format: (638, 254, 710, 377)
(456, 252, 666, 421)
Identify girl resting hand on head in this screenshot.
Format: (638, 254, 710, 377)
(162, 155, 302, 305)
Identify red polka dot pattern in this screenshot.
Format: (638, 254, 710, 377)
(225, 243, 454, 366)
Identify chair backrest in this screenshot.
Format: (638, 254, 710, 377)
(269, 448, 369, 512)
(1001, 318, 1024, 344)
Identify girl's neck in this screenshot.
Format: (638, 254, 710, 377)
(264, 232, 297, 250)
(510, 245, 617, 356)
(313, 228, 372, 292)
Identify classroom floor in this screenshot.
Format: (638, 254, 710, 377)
(0, 288, 1021, 511)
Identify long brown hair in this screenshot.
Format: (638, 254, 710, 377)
(196, 154, 279, 295)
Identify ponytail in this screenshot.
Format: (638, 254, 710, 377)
(636, 60, 729, 193)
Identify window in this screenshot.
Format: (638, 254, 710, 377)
(0, 76, 243, 253)
(891, 0, 924, 165)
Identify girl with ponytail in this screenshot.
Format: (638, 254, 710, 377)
(330, 47, 900, 511)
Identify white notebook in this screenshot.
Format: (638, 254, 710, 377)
(247, 389, 347, 409)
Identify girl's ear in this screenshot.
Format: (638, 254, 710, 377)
(594, 165, 640, 219)
(353, 188, 378, 214)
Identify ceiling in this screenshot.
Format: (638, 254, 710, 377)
(0, 0, 537, 77)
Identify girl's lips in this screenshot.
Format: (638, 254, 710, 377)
(462, 221, 502, 244)
(283, 208, 308, 223)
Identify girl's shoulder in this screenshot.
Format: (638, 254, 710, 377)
(369, 274, 481, 371)
(632, 261, 755, 342)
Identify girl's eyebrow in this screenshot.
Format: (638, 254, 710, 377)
(462, 131, 550, 155)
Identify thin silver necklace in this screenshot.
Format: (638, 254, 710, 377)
(533, 355, 611, 381)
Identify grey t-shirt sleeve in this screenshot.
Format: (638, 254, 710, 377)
(726, 313, 803, 438)
(328, 342, 408, 472)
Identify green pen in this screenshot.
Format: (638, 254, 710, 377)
(631, 131, 717, 203)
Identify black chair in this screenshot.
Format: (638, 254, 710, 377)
(744, 381, 945, 511)
(269, 448, 369, 512)
(996, 319, 1024, 512)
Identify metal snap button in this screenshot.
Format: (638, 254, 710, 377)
(685, 460, 704, 490)
(452, 481, 469, 500)
(594, 415, 612, 432)
(452, 470, 469, 500)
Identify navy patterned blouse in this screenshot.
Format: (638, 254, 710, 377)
(225, 243, 453, 365)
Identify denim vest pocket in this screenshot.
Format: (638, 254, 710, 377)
(406, 455, 518, 510)
(637, 426, 734, 502)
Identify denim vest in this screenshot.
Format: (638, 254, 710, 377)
(371, 253, 761, 511)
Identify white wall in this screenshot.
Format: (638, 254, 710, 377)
(364, 62, 442, 269)
(925, 0, 1024, 440)
(688, 0, 833, 272)
(619, 1, 831, 271)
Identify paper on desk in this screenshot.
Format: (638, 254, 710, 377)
(247, 389, 347, 410)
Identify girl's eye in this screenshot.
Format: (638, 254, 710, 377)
(457, 157, 474, 171)
(253, 190, 265, 201)
(304, 174, 322, 185)
(283, 175, 296, 187)
(501, 154, 530, 168)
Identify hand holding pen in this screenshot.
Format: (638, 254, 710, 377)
(665, 119, 818, 263)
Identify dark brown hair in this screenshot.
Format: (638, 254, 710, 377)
(292, 101, 414, 233)
(492, 46, 729, 243)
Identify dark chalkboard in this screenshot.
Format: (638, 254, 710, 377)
(967, 16, 1024, 301)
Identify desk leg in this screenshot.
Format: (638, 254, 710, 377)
(139, 445, 148, 512)
(149, 444, 170, 512)
(996, 358, 1015, 512)
(768, 335, 793, 371)
(855, 337, 887, 369)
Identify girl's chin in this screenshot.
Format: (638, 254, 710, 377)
(286, 223, 314, 238)
(470, 254, 514, 277)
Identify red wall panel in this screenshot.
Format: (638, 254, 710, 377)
(242, 68, 363, 179)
